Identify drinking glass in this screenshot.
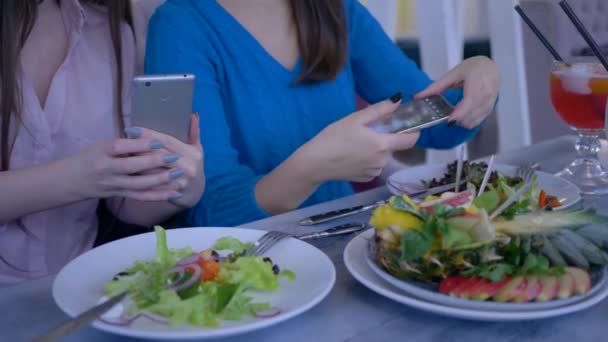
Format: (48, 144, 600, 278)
(549, 60, 608, 195)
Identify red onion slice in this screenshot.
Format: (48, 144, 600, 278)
(177, 254, 200, 266)
(254, 307, 281, 318)
(100, 314, 139, 326)
(172, 263, 202, 292)
(139, 311, 169, 324)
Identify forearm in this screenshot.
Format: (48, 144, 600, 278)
(111, 198, 183, 227)
(0, 159, 85, 221)
(255, 147, 320, 215)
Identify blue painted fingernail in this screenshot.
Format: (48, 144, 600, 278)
(169, 169, 185, 180)
(163, 153, 179, 164)
(168, 193, 183, 201)
(124, 127, 142, 138)
(149, 140, 164, 149)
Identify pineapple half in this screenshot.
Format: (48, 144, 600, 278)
(371, 193, 608, 283)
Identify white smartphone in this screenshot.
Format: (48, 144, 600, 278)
(369, 95, 454, 134)
(130, 74, 195, 142)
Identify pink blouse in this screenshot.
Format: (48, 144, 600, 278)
(0, 0, 136, 285)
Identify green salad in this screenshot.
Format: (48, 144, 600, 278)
(424, 161, 561, 220)
(104, 227, 295, 327)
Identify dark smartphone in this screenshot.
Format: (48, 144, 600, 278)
(369, 95, 454, 134)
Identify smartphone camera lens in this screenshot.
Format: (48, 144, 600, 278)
(145, 82, 151, 87)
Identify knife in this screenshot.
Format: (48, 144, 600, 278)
(298, 181, 464, 226)
(32, 291, 128, 342)
(297, 222, 368, 240)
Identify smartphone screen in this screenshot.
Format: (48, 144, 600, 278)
(130, 74, 195, 142)
(369, 95, 454, 134)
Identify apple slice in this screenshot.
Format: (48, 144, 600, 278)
(536, 276, 560, 302)
(513, 276, 542, 302)
(439, 276, 468, 295)
(493, 276, 527, 302)
(557, 273, 576, 299)
(469, 277, 510, 301)
(566, 267, 591, 295)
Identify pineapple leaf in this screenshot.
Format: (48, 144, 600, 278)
(494, 208, 608, 235)
(400, 229, 433, 261)
(538, 235, 567, 266)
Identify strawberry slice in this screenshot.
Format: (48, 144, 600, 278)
(458, 277, 490, 299)
(439, 276, 468, 295)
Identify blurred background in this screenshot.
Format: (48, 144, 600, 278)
(358, 0, 608, 168)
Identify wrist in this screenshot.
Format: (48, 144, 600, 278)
(61, 155, 93, 201)
(288, 143, 327, 186)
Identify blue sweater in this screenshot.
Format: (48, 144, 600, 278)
(145, 0, 482, 227)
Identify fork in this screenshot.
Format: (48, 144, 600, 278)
(489, 163, 538, 219)
(243, 231, 290, 257)
(516, 163, 539, 181)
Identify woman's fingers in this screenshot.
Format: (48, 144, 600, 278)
(110, 167, 185, 190)
(188, 113, 202, 148)
(118, 189, 182, 202)
(105, 138, 161, 156)
(351, 94, 402, 125)
(414, 67, 463, 100)
(110, 151, 180, 175)
(384, 131, 420, 151)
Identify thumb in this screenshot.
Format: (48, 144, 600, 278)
(384, 131, 420, 151)
(414, 68, 463, 100)
(352, 92, 403, 125)
(188, 112, 201, 147)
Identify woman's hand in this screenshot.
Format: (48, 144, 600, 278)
(415, 56, 500, 129)
(297, 94, 420, 184)
(124, 114, 205, 208)
(70, 114, 204, 208)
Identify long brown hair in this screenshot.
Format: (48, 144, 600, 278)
(0, 0, 132, 267)
(289, 0, 347, 83)
(0, 0, 132, 171)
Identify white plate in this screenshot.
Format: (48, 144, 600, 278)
(387, 163, 581, 209)
(53, 227, 336, 340)
(365, 241, 608, 312)
(344, 230, 608, 321)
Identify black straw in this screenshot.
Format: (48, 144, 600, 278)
(514, 5, 564, 62)
(559, 0, 608, 71)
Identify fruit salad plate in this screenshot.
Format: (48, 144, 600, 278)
(344, 230, 608, 322)
(365, 242, 608, 312)
(387, 162, 581, 210)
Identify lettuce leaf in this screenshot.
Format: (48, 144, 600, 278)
(218, 256, 294, 291)
(214, 237, 253, 255)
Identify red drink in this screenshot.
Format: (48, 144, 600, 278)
(550, 64, 608, 129)
(548, 61, 608, 195)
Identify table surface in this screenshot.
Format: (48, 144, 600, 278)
(4, 136, 608, 342)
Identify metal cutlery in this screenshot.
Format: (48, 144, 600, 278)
(32, 292, 129, 342)
(297, 222, 367, 240)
